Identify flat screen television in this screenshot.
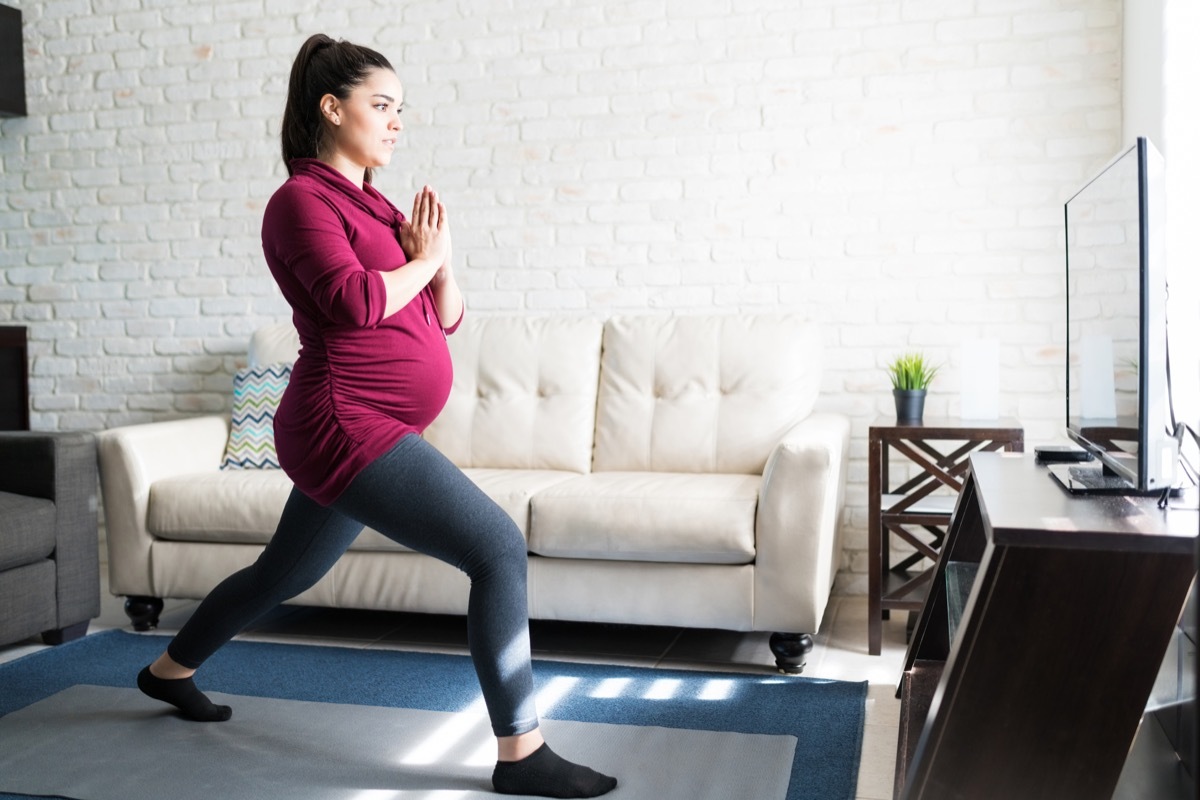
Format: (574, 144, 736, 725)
(1058, 136, 1178, 495)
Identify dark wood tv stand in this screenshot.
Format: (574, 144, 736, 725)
(894, 451, 1197, 800)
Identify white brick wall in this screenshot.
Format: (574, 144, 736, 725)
(0, 0, 1126, 595)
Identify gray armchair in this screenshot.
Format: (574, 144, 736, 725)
(0, 431, 101, 646)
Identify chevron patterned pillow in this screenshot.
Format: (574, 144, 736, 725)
(220, 362, 292, 470)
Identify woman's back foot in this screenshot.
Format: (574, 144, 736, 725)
(136, 665, 232, 722)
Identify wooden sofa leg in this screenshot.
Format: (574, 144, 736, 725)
(124, 596, 164, 631)
(42, 621, 90, 645)
(769, 632, 814, 675)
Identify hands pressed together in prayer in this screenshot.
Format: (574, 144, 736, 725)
(400, 185, 452, 279)
(390, 184, 461, 323)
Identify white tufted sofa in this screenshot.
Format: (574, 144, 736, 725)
(97, 314, 850, 672)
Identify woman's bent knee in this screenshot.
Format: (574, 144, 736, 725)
(466, 518, 528, 583)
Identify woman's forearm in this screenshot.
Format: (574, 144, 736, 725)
(430, 267, 464, 328)
(379, 257, 442, 319)
(379, 259, 462, 326)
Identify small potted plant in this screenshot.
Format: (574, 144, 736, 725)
(887, 352, 939, 423)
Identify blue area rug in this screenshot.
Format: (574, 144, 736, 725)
(0, 630, 867, 800)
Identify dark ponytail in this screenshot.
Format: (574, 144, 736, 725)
(281, 34, 394, 183)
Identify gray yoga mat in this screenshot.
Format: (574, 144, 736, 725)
(0, 685, 796, 799)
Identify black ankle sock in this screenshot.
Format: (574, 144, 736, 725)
(492, 743, 617, 798)
(137, 665, 232, 722)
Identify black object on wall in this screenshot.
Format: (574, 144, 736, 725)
(0, 4, 27, 118)
(0, 327, 30, 430)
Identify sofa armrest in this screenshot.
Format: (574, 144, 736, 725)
(96, 416, 230, 596)
(753, 412, 851, 633)
(0, 431, 101, 629)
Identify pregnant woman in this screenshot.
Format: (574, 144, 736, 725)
(134, 33, 617, 799)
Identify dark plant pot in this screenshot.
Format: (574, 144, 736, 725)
(893, 389, 927, 423)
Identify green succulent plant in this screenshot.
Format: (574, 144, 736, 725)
(887, 352, 940, 391)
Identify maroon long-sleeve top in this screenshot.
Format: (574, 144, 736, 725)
(262, 158, 462, 505)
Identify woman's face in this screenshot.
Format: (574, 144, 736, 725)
(321, 68, 405, 173)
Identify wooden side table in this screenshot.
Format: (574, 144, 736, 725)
(867, 417, 1023, 655)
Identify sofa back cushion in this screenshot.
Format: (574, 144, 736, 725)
(423, 316, 603, 473)
(593, 314, 822, 474)
(248, 322, 301, 368)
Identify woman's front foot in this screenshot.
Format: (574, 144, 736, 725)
(493, 742, 617, 798)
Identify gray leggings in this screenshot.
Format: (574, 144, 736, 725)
(166, 433, 539, 737)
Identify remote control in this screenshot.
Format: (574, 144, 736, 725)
(1034, 446, 1094, 464)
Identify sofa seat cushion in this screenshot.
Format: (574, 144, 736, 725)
(146, 467, 581, 550)
(0, 491, 57, 571)
(529, 472, 760, 564)
(148, 470, 293, 545)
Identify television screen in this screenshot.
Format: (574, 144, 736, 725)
(1063, 137, 1176, 493)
